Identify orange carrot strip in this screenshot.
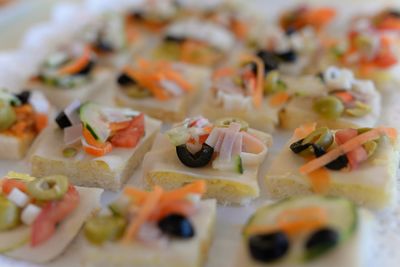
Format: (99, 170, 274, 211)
(35, 113, 48, 132)
(268, 91, 290, 107)
(213, 67, 236, 80)
(161, 180, 206, 202)
(123, 187, 149, 204)
(163, 69, 193, 91)
(333, 91, 354, 104)
(307, 167, 331, 193)
(240, 55, 264, 108)
(82, 142, 112, 157)
(121, 186, 163, 243)
(299, 127, 397, 174)
(58, 45, 92, 75)
(149, 200, 195, 222)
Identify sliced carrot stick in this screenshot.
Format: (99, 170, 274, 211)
(83, 142, 112, 157)
(293, 122, 317, 139)
(213, 67, 236, 80)
(231, 19, 248, 40)
(307, 167, 331, 193)
(35, 113, 48, 132)
(377, 17, 400, 30)
(58, 46, 92, 75)
(161, 180, 206, 202)
(304, 8, 336, 30)
(148, 200, 195, 222)
(299, 127, 397, 174)
(240, 55, 264, 108)
(121, 186, 163, 243)
(123, 187, 149, 204)
(163, 69, 193, 91)
(268, 91, 290, 107)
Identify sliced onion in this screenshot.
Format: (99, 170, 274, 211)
(214, 131, 225, 152)
(64, 123, 83, 145)
(101, 107, 140, 123)
(29, 91, 50, 114)
(231, 132, 243, 157)
(159, 79, 183, 96)
(205, 127, 221, 147)
(64, 100, 81, 125)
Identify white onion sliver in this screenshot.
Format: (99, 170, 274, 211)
(64, 100, 81, 125)
(205, 127, 221, 147)
(64, 124, 83, 145)
(231, 132, 243, 157)
(160, 79, 183, 96)
(214, 131, 226, 152)
(28, 91, 50, 114)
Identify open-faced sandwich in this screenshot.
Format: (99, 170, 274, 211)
(82, 180, 216, 267)
(30, 101, 161, 191)
(0, 172, 102, 263)
(279, 66, 381, 129)
(115, 59, 210, 122)
(27, 44, 111, 108)
(201, 55, 279, 132)
(247, 5, 336, 75)
(265, 123, 399, 209)
(143, 116, 272, 205)
(240, 195, 372, 267)
(152, 18, 235, 67)
(80, 13, 144, 67)
(322, 28, 400, 92)
(0, 89, 49, 160)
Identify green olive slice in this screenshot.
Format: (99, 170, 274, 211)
(345, 101, 371, 117)
(215, 117, 249, 131)
(299, 127, 334, 157)
(263, 71, 286, 95)
(0, 99, 16, 131)
(313, 96, 344, 119)
(84, 216, 127, 245)
(0, 196, 20, 231)
(27, 175, 69, 201)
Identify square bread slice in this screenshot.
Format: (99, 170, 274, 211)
(143, 129, 272, 205)
(265, 130, 400, 210)
(115, 64, 211, 122)
(238, 200, 372, 267)
(30, 117, 161, 191)
(2, 186, 102, 263)
(82, 199, 216, 267)
(27, 69, 112, 109)
(0, 133, 35, 160)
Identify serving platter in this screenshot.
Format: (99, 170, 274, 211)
(0, 0, 400, 266)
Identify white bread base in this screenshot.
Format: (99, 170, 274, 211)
(82, 199, 217, 267)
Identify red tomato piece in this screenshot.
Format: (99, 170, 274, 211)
(30, 185, 79, 247)
(110, 113, 145, 148)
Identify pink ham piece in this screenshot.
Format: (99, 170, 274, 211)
(218, 123, 241, 162)
(335, 129, 369, 170)
(64, 123, 83, 145)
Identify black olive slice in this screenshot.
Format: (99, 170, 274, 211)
(117, 73, 137, 86)
(130, 11, 144, 20)
(95, 37, 114, 53)
(276, 50, 297, 63)
(255, 50, 280, 74)
(285, 27, 297, 36)
(248, 231, 289, 263)
(55, 111, 72, 129)
(164, 35, 187, 43)
(158, 214, 195, 239)
(289, 138, 311, 154)
(313, 146, 348, 170)
(305, 227, 339, 260)
(75, 60, 95, 75)
(388, 9, 400, 18)
(176, 143, 214, 168)
(316, 72, 324, 82)
(15, 91, 31, 105)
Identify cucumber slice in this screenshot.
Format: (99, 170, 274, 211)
(243, 196, 358, 263)
(0, 226, 30, 252)
(0, 89, 20, 106)
(234, 155, 243, 174)
(79, 102, 110, 142)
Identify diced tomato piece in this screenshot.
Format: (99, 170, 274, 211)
(31, 185, 79, 247)
(335, 128, 358, 145)
(35, 113, 48, 132)
(2, 179, 27, 195)
(110, 113, 145, 148)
